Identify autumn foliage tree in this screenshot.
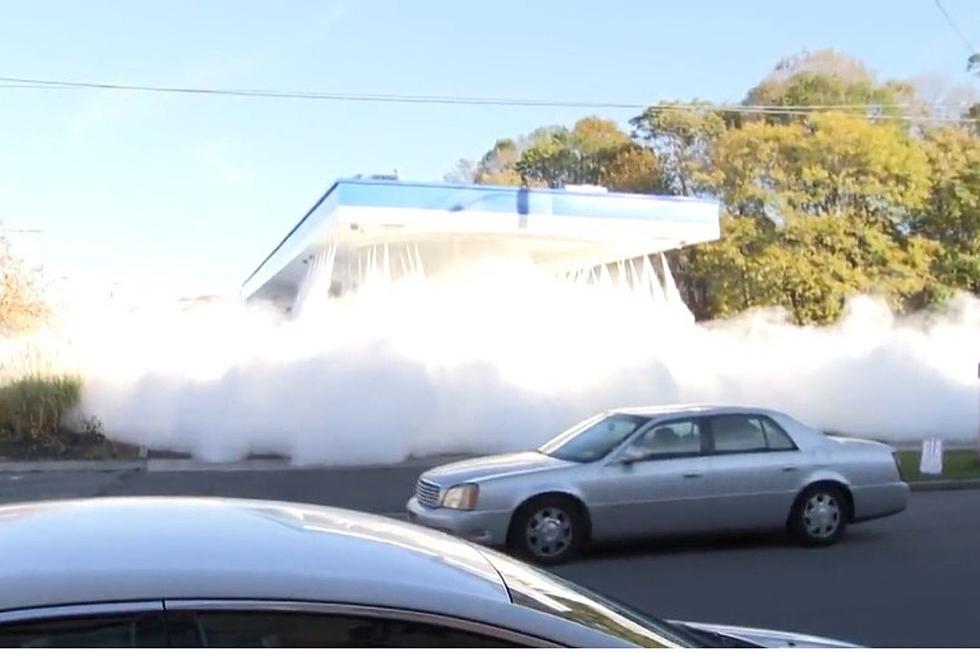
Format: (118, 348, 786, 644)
(0, 234, 48, 335)
(451, 50, 980, 325)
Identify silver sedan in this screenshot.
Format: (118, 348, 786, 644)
(407, 404, 909, 564)
(0, 497, 856, 647)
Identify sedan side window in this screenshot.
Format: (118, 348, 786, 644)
(710, 415, 798, 453)
(626, 419, 703, 459)
(167, 610, 522, 647)
(0, 612, 168, 648)
(760, 417, 797, 451)
(710, 415, 768, 453)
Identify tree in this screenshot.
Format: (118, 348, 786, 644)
(967, 103, 980, 137)
(689, 111, 939, 323)
(450, 126, 566, 186)
(690, 213, 940, 324)
(630, 103, 726, 196)
(916, 127, 980, 293)
(444, 159, 476, 183)
(707, 112, 931, 231)
(515, 117, 638, 188)
(452, 50, 980, 325)
(601, 145, 664, 194)
(744, 49, 916, 120)
(473, 138, 524, 186)
(0, 234, 48, 335)
(451, 118, 665, 192)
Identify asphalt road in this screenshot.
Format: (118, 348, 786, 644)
(2, 465, 978, 647)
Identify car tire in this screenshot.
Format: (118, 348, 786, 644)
(509, 495, 586, 565)
(789, 484, 849, 546)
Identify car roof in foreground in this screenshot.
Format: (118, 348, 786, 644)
(0, 497, 511, 614)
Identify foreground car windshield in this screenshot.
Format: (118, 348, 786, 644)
(538, 414, 649, 463)
(478, 547, 696, 647)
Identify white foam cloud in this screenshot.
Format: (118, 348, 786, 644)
(7, 266, 979, 464)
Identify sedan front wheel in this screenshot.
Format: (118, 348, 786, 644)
(509, 496, 585, 565)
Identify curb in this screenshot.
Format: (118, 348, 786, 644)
(909, 479, 980, 492)
(0, 460, 146, 473)
(145, 454, 468, 473)
(8, 459, 978, 491)
(0, 455, 470, 474)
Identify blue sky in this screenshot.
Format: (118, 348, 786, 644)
(0, 0, 977, 296)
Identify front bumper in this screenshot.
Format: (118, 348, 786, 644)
(406, 497, 511, 547)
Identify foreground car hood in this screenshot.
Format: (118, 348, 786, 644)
(677, 621, 858, 648)
(421, 451, 576, 486)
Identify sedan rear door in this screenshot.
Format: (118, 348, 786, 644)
(701, 413, 807, 531)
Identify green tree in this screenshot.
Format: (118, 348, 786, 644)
(690, 112, 939, 323)
(450, 126, 566, 186)
(515, 117, 640, 188)
(690, 213, 939, 324)
(916, 127, 980, 293)
(601, 145, 664, 193)
(708, 113, 931, 230)
(744, 49, 915, 121)
(452, 50, 980, 325)
(630, 103, 726, 196)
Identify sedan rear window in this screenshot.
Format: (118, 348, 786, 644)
(709, 414, 798, 453)
(538, 414, 649, 463)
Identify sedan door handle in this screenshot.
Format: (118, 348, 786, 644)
(682, 472, 703, 479)
(782, 466, 798, 472)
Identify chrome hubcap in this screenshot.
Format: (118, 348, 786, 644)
(803, 493, 840, 538)
(526, 507, 572, 557)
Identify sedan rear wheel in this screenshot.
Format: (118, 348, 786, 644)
(790, 485, 848, 546)
(510, 496, 584, 565)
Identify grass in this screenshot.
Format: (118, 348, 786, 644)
(896, 448, 980, 483)
(0, 374, 138, 460)
(0, 374, 81, 439)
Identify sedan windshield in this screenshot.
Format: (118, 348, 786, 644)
(477, 546, 697, 647)
(538, 414, 649, 463)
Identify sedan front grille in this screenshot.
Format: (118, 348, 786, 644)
(415, 478, 442, 508)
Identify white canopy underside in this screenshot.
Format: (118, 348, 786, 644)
(246, 206, 719, 311)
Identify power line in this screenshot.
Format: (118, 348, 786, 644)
(0, 74, 977, 123)
(934, 0, 976, 54)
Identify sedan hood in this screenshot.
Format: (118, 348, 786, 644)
(421, 451, 576, 486)
(676, 621, 859, 648)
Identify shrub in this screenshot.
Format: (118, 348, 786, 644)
(0, 374, 82, 447)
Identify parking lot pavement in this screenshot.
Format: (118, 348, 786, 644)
(0, 470, 130, 503)
(562, 488, 980, 647)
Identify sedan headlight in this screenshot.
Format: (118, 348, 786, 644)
(441, 483, 479, 510)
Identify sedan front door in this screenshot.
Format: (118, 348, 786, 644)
(583, 418, 718, 540)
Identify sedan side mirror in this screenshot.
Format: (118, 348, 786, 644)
(618, 446, 650, 466)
